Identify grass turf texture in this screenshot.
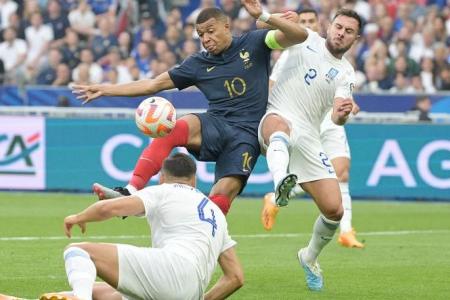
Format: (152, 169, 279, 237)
(1, 192, 450, 299)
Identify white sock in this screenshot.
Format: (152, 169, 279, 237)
(303, 215, 339, 264)
(266, 131, 290, 191)
(339, 182, 352, 233)
(125, 184, 137, 194)
(64, 247, 96, 300)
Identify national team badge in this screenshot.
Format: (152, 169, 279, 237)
(325, 67, 339, 83)
(240, 49, 253, 69)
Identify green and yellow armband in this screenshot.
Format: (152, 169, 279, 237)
(264, 30, 285, 50)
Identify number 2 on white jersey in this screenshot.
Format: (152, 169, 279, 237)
(197, 198, 218, 237)
(304, 68, 317, 85)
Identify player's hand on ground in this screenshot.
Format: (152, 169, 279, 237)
(241, 0, 263, 19)
(64, 214, 86, 238)
(71, 83, 105, 104)
(334, 98, 353, 118)
(281, 11, 299, 23)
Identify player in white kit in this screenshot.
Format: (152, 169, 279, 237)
(257, 9, 363, 291)
(261, 9, 364, 249)
(36, 153, 243, 300)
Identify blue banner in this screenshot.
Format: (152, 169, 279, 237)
(1, 116, 448, 200)
(1, 85, 450, 113)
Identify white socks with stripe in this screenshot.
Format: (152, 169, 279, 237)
(64, 247, 96, 300)
(339, 182, 352, 233)
(303, 215, 340, 265)
(266, 131, 291, 193)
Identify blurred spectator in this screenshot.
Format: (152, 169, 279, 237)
(72, 48, 103, 83)
(117, 31, 132, 58)
(0, 27, 27, 84)
(60, 28, 81, 69)
(0, 0, 18, 29)
(178, 39, 199, 62)
(45, 0, 69, 46)
(390, 73, 415, 93)
(220, 0, 240, 19)
(437, 66, 450, 91)
(101, 47, 133, 83)
(36, 47, 62, 85)
(420, 56, 436, 93)
(104, 67, 119, 84)
(68, 0, 96, 38)
(186, 0, 215, 24)
(22, 0, 41, 24)
(433, 43, 449, 76)
(132, 42, 153, 78)
(91, 16, 118, 61)
(6, 12, 26, 39)
(52, 63, 71, 86)
(165, 25, 183, 53)
(388, 55, 421, 79)
(132, 12, 158, 47)
(25, 11, 54, 77)
(87, 0, 116, 16)
(72, 62, 92, 84)
(411, 95, 432, 122)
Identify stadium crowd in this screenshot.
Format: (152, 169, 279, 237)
(0, 0, 449, 92)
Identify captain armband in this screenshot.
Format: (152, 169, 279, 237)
(264, 30, 285, 50)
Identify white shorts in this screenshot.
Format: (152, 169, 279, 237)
(320, 116, 351, 160)
(117, 244, 202, 300)
(258, 110, 337, 183)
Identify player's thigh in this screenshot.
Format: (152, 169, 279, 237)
(93, 282, 123, 300)
(188, 113, 225, 160)
(117, 245, 200, 300)
(180, 114, 202, 150)
(213, 137, 260, 197)
(69, 242, 119, 288)
(210, 176, 244, 200)
(301, 178, 343, 221)
(259, 112, 291, 145)
(331, 156, 350, 182)
(289, 128, 336, 183)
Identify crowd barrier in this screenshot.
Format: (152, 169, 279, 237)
(1, 85, 450, 113)
(1, 116, 448, 200)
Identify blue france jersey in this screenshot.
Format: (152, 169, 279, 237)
(168, 29, 271, 134)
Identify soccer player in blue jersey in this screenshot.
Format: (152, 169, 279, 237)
(72, 0, 308, 215)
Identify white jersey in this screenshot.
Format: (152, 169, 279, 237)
(269, 28, 355, 131)
(135, 183, 236, 293)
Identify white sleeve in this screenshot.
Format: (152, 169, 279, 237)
(334, 68, 356, 99)
(134, 185, 165, 217)
(221, 228, 237, 253)
(270, 49, 289, 82)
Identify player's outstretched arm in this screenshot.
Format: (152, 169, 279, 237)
(256, 11, 298, 30)
(241, 0, 307, 48)
(71, 72, 176, 104)
(63, 195, 146, 238)
(204, 247, 244, 300)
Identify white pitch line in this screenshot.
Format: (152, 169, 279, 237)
(0, 229, 449, 242)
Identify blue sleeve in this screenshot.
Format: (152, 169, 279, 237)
(168, 56, 198, 90)
(251, 29, 271, 51)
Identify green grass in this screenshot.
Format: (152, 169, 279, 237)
(1, 192, 450, 299)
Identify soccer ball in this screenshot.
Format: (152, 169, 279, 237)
(135, 96, 176, 138)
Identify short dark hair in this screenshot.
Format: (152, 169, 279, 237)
(196, 7, 227, 24)
(332, 9, 363, 35)
(298, 8, 318, 17)
(162, 153, 197, 178)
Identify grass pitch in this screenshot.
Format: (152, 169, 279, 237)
(1, 192, 450, 299)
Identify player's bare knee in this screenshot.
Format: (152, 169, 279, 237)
(323, 205, 343, 221)
(336, 169, 349, 183)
